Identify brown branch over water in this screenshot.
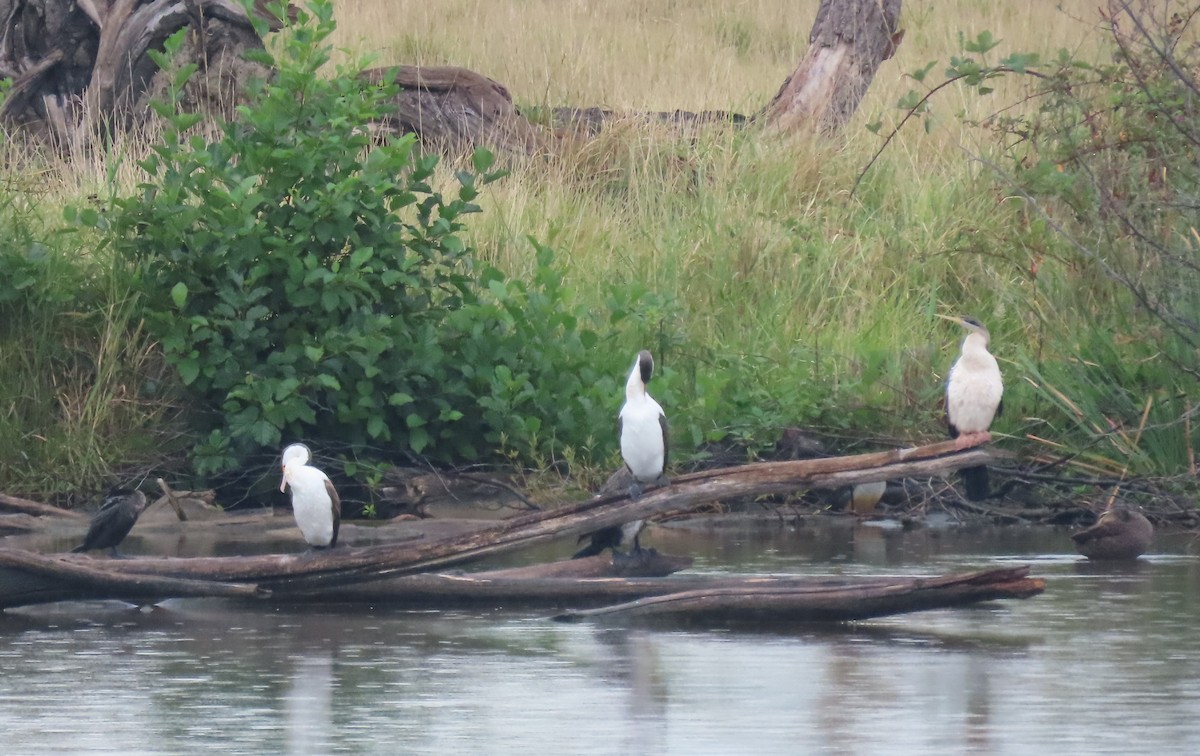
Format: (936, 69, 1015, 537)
(0, 438, 999, 610)
(554, 566, 1045, 623)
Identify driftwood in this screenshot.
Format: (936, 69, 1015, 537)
(0, 438, 999, 612)
(553, 566, 1044, 623)
(0, 493, 87, 519)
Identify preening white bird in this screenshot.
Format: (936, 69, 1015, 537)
(280, 443, 342, 549)
(940, 314, 1004, 501)
(619, 349, 669, 496)
(573, 350, 669, 559)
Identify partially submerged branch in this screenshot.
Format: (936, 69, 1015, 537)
(554, 566, 1045, 623)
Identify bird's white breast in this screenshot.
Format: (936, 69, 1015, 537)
(947, 350, 1003, 433)
(620, 395, 665, 482)
(285, 465, 336, 546)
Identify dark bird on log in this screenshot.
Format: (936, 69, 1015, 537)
(280, 443, 341, 549)
(573, 519, 647, 559)
(1072, 507, 1153, 560)
(940, 314, 1003, 501)
(574, 351, 668, 560)
(71, 489, 149, 557)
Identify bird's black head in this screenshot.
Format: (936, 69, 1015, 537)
(962, 316, 984, 329)
(637, 350, 654, 384)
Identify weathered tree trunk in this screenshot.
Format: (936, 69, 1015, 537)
(760, 0, 904, 133)
(362, 65, 548, 156)
(0, 1, 901, 149)
(0, 0, 277, 145)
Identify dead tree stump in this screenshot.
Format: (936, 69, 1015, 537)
(760, 0, 904, 133)
(0, 0, 280, 146)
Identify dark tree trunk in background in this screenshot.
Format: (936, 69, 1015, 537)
(0, 0, 278, 146)
(0, 0, 902, 150)
(761, 0, 904, 133)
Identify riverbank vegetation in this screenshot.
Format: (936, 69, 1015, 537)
(1, 0, 1196, 509)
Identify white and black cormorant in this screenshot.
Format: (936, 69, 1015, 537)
(940, 314, 1004, 501)
(72, 489, 149, 557)
(280, 443, 342, 549)
(574, 350, 669, 559)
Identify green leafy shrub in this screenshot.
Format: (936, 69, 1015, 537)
(85, 1, 510, 474)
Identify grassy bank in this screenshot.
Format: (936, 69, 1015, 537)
(1, 0, 1195, 505)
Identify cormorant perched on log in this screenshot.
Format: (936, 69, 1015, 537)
(940, 315, 1003, 501)
(71, 489, 149, 557)
(574, 350, 668, 559)
(280, 443, 342, 549)
(619, 350, 670, 499)
(1072, 507, 1153, 560)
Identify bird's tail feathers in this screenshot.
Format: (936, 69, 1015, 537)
(572, 542, 604, 559)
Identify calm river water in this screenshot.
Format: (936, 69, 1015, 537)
(1, 520, 1198, 755)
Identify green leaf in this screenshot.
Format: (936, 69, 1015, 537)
(170, 282, 189, 309)
(177, 359, 200, 385)
(367, 414, 387, 439)
(409, 426, 431, 454)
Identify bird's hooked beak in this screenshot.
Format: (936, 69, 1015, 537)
(935, 313, 963, 326)
(280, 463, 288, 493)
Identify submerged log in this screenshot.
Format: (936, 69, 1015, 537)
(553, 566, 1045, 623)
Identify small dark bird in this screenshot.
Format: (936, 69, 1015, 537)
(1072, 507, 1154, 561)
(72, 489, 150, 557)
(573, 519, 647, 559)
(940, 314, 1004, 500)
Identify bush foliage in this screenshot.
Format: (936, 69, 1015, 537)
(79, 1, 632, 477)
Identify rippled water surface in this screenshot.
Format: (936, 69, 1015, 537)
(1, 521, 1198, 755)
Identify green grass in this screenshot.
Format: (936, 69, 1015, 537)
(0, 170, 186, 503)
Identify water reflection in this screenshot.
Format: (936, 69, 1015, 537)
(0, 524, 1198, 754)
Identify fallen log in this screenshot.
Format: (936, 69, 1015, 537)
(0, 547, 263, 607)
(553, 566, 1045, 623)
(0, 493, 87, 519)
(0, 437, 994, 608)
(0, 544, 1042, 622)
(324, 566, 1041, 614)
